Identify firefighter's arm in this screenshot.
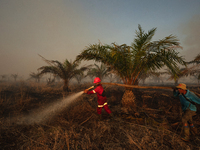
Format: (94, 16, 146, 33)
(87, 90, 96, 94)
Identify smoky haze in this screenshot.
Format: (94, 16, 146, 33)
(179, 14, 200, 61)
(0, 1, 96, 79)
(0, 0, 200, 79)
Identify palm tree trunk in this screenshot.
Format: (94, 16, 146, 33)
(175, 79, 178, 85)
(121, 88, 137, 111)
(63, 80, 71, 92)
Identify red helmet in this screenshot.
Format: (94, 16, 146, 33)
(93, 77, 101, 83)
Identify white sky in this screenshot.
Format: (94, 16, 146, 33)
(0, 0, 200, 79)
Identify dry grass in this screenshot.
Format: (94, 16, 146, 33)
(0, 82, 200, 149)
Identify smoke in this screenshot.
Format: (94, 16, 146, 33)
(179, 14, 200, 61)
(7, 91, 84, 125)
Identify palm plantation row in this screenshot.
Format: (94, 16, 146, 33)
(2, 25, 200, 108)
(36, 25, 199, 110)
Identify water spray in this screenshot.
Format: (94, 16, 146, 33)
(7, 86, 95, 125)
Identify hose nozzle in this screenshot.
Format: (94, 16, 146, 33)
(86, 86, 94, 91)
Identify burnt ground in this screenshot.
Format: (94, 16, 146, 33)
(0, 82, 200, 150)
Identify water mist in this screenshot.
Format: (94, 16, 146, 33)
(9, 91, 84, 125)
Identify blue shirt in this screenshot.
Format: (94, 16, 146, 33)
(173, 90, 200, 112)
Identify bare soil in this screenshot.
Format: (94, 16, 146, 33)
(0, 82, 200, 150)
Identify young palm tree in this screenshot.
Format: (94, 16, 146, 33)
(74, 72, 86, 84)
(107, 73, 119, 83)
(162, 68, 186, 85)
(139, 70, 161, 85)
(11, 74, 18, 82)
(28, 72, 42, 83)
(89, 63, 111, 81)
(0, 75, 7, 81)
(38, 55, 90, 92)
(86, 68, 96, 83)
(76, 25, 186, 109)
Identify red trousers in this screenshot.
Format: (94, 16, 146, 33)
(97, 104, 111, 114)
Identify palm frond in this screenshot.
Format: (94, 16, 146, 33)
(76, 25, 185, 85)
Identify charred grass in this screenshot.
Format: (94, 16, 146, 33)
(0, 82, 200, 150)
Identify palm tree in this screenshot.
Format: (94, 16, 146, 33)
(139, 71, 161, 85)
(28, 72, 42, 83)
(188, 53, 200, 65)
(74, 72, 86, 84)
(46, 74, 56, 85)
(38, 55, 90, 92)
(87, 68, 97, 83)
(161, 67, 186, 85)
(76, 25, 186, 109)
(11, 74, 18, 82)
(0, 75, 7, 81)
(89, 63, 111, 81)
(107, 73, 118, 83)
(86, 63, 111, 83)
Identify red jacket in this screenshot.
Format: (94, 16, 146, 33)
(87, 84, 107, 105)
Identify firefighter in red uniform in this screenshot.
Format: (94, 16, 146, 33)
(84, 77, 114, 120)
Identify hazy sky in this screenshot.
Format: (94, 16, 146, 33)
(0, 0, 200, 79)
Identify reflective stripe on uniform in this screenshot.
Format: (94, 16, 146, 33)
(98, 102, 107, 107)
(93, 90, 96, 93)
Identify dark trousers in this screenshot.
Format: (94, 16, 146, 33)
(182, 109, 196, 125)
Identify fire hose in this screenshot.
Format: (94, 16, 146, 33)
(85, 83, 200, 97)
(101, 82, 173, 90)
(101, 82, 200, 96)
(86, 86, 94, 91)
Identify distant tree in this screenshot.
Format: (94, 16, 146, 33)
(87, 68, 97, 83)
(54, 74, 61, 82)
(107, 73, 115, 83)
(86, 63, 111, 82)
(140, 71, 162, 85)
(46, 74, 55, 85)
(11, 74, 18, 82)
(74, 72, 86, 84)
(161, 67, 188, 85)
(38, 55, 90, 92)
(0, 75, 7, 81)
(28, 72, 42, 83)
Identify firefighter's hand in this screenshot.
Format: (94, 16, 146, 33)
(173, 87, 177, 92)
(84, 89, 88, 93)
(172, 87, 177, 90)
